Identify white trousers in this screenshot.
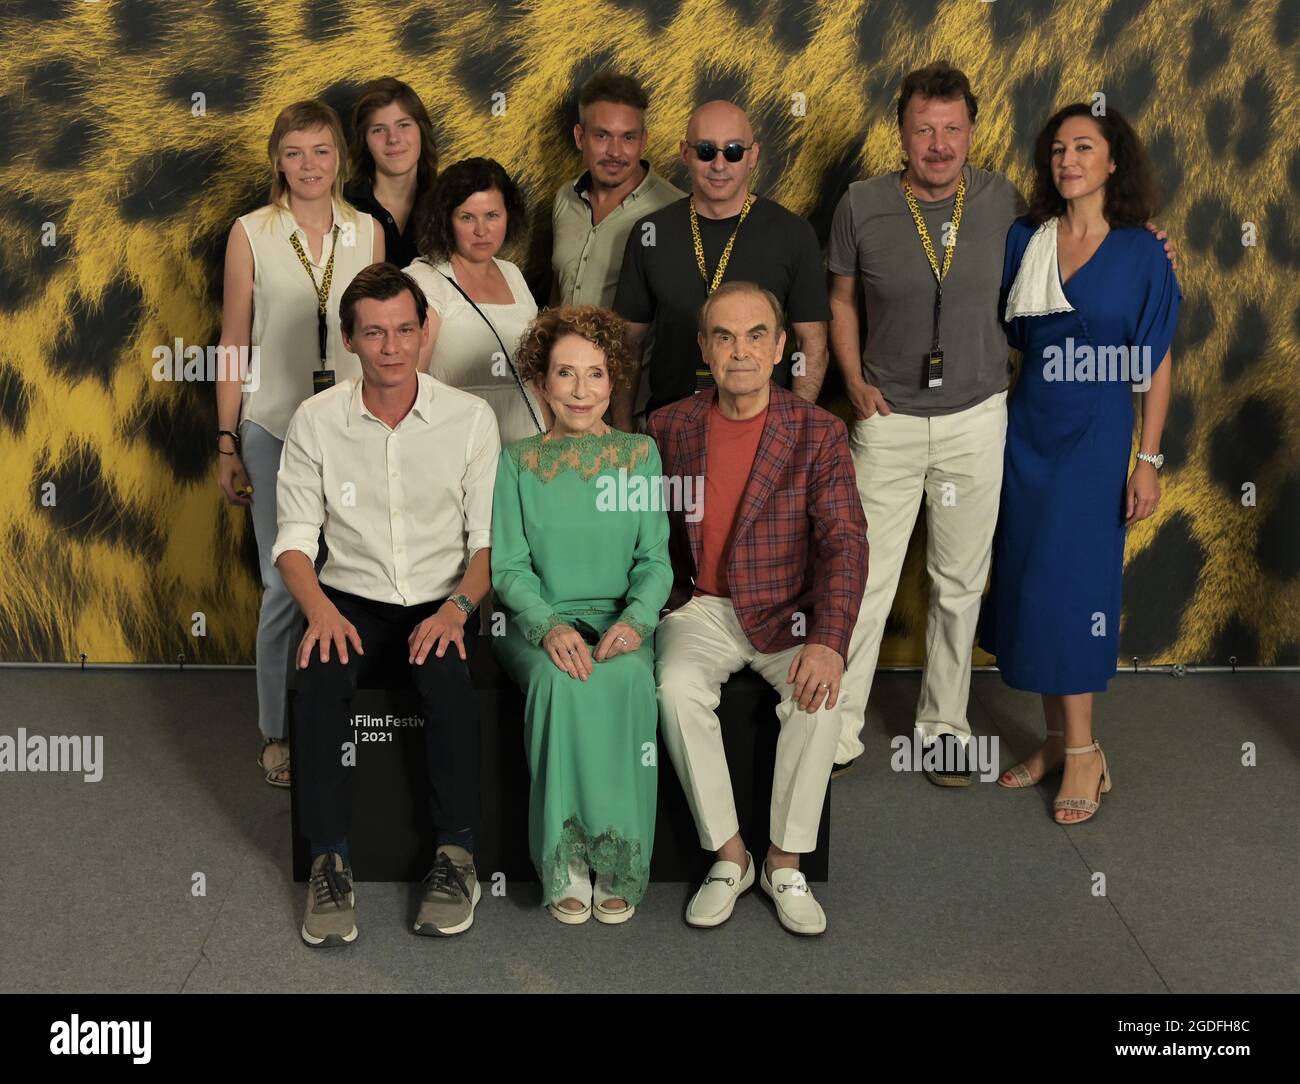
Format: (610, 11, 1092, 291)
(655, 595, 838, 853)
(835, 391, 1008, 762)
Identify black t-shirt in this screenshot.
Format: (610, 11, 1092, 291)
(345, 180, 420, 270)
(613, 195, 831, 413)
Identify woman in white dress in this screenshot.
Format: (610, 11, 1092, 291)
(405, 158, 549, 443)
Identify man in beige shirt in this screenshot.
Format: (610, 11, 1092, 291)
(550, 71, 683, 310)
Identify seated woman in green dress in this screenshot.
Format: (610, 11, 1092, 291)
(490, 305, 672, 925)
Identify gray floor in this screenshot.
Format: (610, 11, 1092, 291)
(1, 667, 1295, 993)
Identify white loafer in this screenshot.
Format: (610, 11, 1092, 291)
(685, 851, 754, 928)
(760, 862, 826, 936)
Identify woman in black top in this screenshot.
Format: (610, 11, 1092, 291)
(345, 77, 439, 268)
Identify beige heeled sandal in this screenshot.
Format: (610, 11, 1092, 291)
(997, 728, 1063, 789)
(1053, 741, 1112, 823)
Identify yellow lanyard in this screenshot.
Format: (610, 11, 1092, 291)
(902, 175, 965, 286)
(689, 194, 755, 293)
(289, 226, 339, 362)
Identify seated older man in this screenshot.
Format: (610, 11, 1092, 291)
(649, 281, 868, 936)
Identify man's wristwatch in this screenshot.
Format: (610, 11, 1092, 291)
(449, 594, 476, 616)
(1136, 452, 1164, 470)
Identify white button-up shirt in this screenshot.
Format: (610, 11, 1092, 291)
(272, 373, 500, 606)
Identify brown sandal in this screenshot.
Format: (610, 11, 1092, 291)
(258, 737, 291, 788)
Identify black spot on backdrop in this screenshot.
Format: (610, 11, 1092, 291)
(1277, 642, 1300, 666)
(1264, 200, 1300, 268)
(0, 364, 31, 437)
(1207, 617, 1258, 665)
(26, 59, 87, 104)
(1204, 97, 1232, 158)
(1221, 303, 1268, 382)
(317, 81, 368, 149)
(453, 36, 524, 106)
(213, 0, 272, 68)
(304, 0, 349, 39)
(127, 378, 215, 485)
(0, 530, 72, 662)
(552, 50, 617, 136)
(723, 0, 763, 26)
(112, 0, 177, 53)
(611, 0, 684, 31)
(1109, 52, 1156, 116)
(0, 95, 20, 169)
(165, 69, 256, 114)
(1121, 512, 1204, 657)
(8, 0, 76, 18)
(1145, 129, 1181, 203)
(771, 0, 817, 52)
(1187, 9, 1231, 85)
(694, 67, 750, 112)
(856, 6, 887, 67)
(1208, 396, 1283, 498)
(399, 6, 439, 53)
(35, 444, 164, 562)
(50, 279, 144, 389)
(1185, 196, 1244, 270)
(893, 0, 940, 31)
(1294, 296, 1300, 340)
(1159, 391, 1194, 472)
(807, 139, 866, 244)
(0, 194, 64, 309)
(1255, 472, 1300, 580)
(1276, 0, 1298, 47)
(988, 0, 1056, 41)
(750, 100, 795, 192)
(1234, 71, 1272, 169)
(1173, 290, 1215, 353)
(1012, 66, 1060, 156)
(1093, 0, 1146, 52)
(35, 118, 102, 171)
(1289, 146, 1300, 192)
(119, 147, 224, 221)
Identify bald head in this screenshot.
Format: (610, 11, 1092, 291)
(686, 100, 754, 145)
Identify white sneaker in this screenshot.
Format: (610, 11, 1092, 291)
(759, 862, 826, 936)
(685, 851, 754, 928)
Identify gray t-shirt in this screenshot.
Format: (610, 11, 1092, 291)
(827, 165, 1023, 416)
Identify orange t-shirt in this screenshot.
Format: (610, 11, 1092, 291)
(694, 402, 767, 598)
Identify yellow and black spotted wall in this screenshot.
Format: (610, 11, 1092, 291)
(0, 0, 1295, 667)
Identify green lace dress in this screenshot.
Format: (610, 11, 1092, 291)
(490, 429, 672, 906)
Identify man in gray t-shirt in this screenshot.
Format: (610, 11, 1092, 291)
(826, 63, 1023, 784)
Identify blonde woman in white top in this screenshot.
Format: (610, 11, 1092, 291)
(216, 100, 383, 786)
(405, 157, 549, 445)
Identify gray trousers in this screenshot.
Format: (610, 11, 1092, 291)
(240, 420, 303, 740)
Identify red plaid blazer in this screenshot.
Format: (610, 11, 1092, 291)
(648, 384, 868, 660)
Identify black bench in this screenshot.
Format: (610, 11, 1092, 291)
(289, 639, 830, 884)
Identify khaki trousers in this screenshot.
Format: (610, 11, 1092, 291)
(656, 594, 838, 853)
(836, 391, 1008, 762)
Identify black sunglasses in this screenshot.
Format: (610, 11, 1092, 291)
(689, 140, 751, 163)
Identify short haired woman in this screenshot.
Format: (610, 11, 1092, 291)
(980, 104, 1179, 823)
(490, 306, 671, 922)
(216, 100, 384, 786)
(404, 157, 548, 445)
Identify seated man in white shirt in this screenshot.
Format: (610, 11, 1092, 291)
(272, 262, 501, 947)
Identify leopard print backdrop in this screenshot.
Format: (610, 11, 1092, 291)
(0, 0, 1295, 666)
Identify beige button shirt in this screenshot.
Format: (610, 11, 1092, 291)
(551, 161, 684, 308)
(272, 373, 501, 606)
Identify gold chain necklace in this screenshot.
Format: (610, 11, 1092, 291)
(902, 175, 966, 285)
(689, 193, 755, 293)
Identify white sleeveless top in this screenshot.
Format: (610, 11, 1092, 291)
(404, 256, 542, 447)
(238, 198, 375, 440)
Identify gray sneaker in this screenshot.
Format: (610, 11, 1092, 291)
(302, 852, 358, 948)
(414, 845, 481, 936)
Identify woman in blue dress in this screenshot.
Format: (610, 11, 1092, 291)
(980, 103, 1178, 824)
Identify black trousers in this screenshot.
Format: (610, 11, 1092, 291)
(294, 585, 481, 845)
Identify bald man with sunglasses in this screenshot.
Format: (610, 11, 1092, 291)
(612, 101, 830, 430)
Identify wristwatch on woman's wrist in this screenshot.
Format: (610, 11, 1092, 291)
(1136, 452, 1164, 470)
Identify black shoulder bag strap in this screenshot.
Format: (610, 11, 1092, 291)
(437, 270, 544, 434)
